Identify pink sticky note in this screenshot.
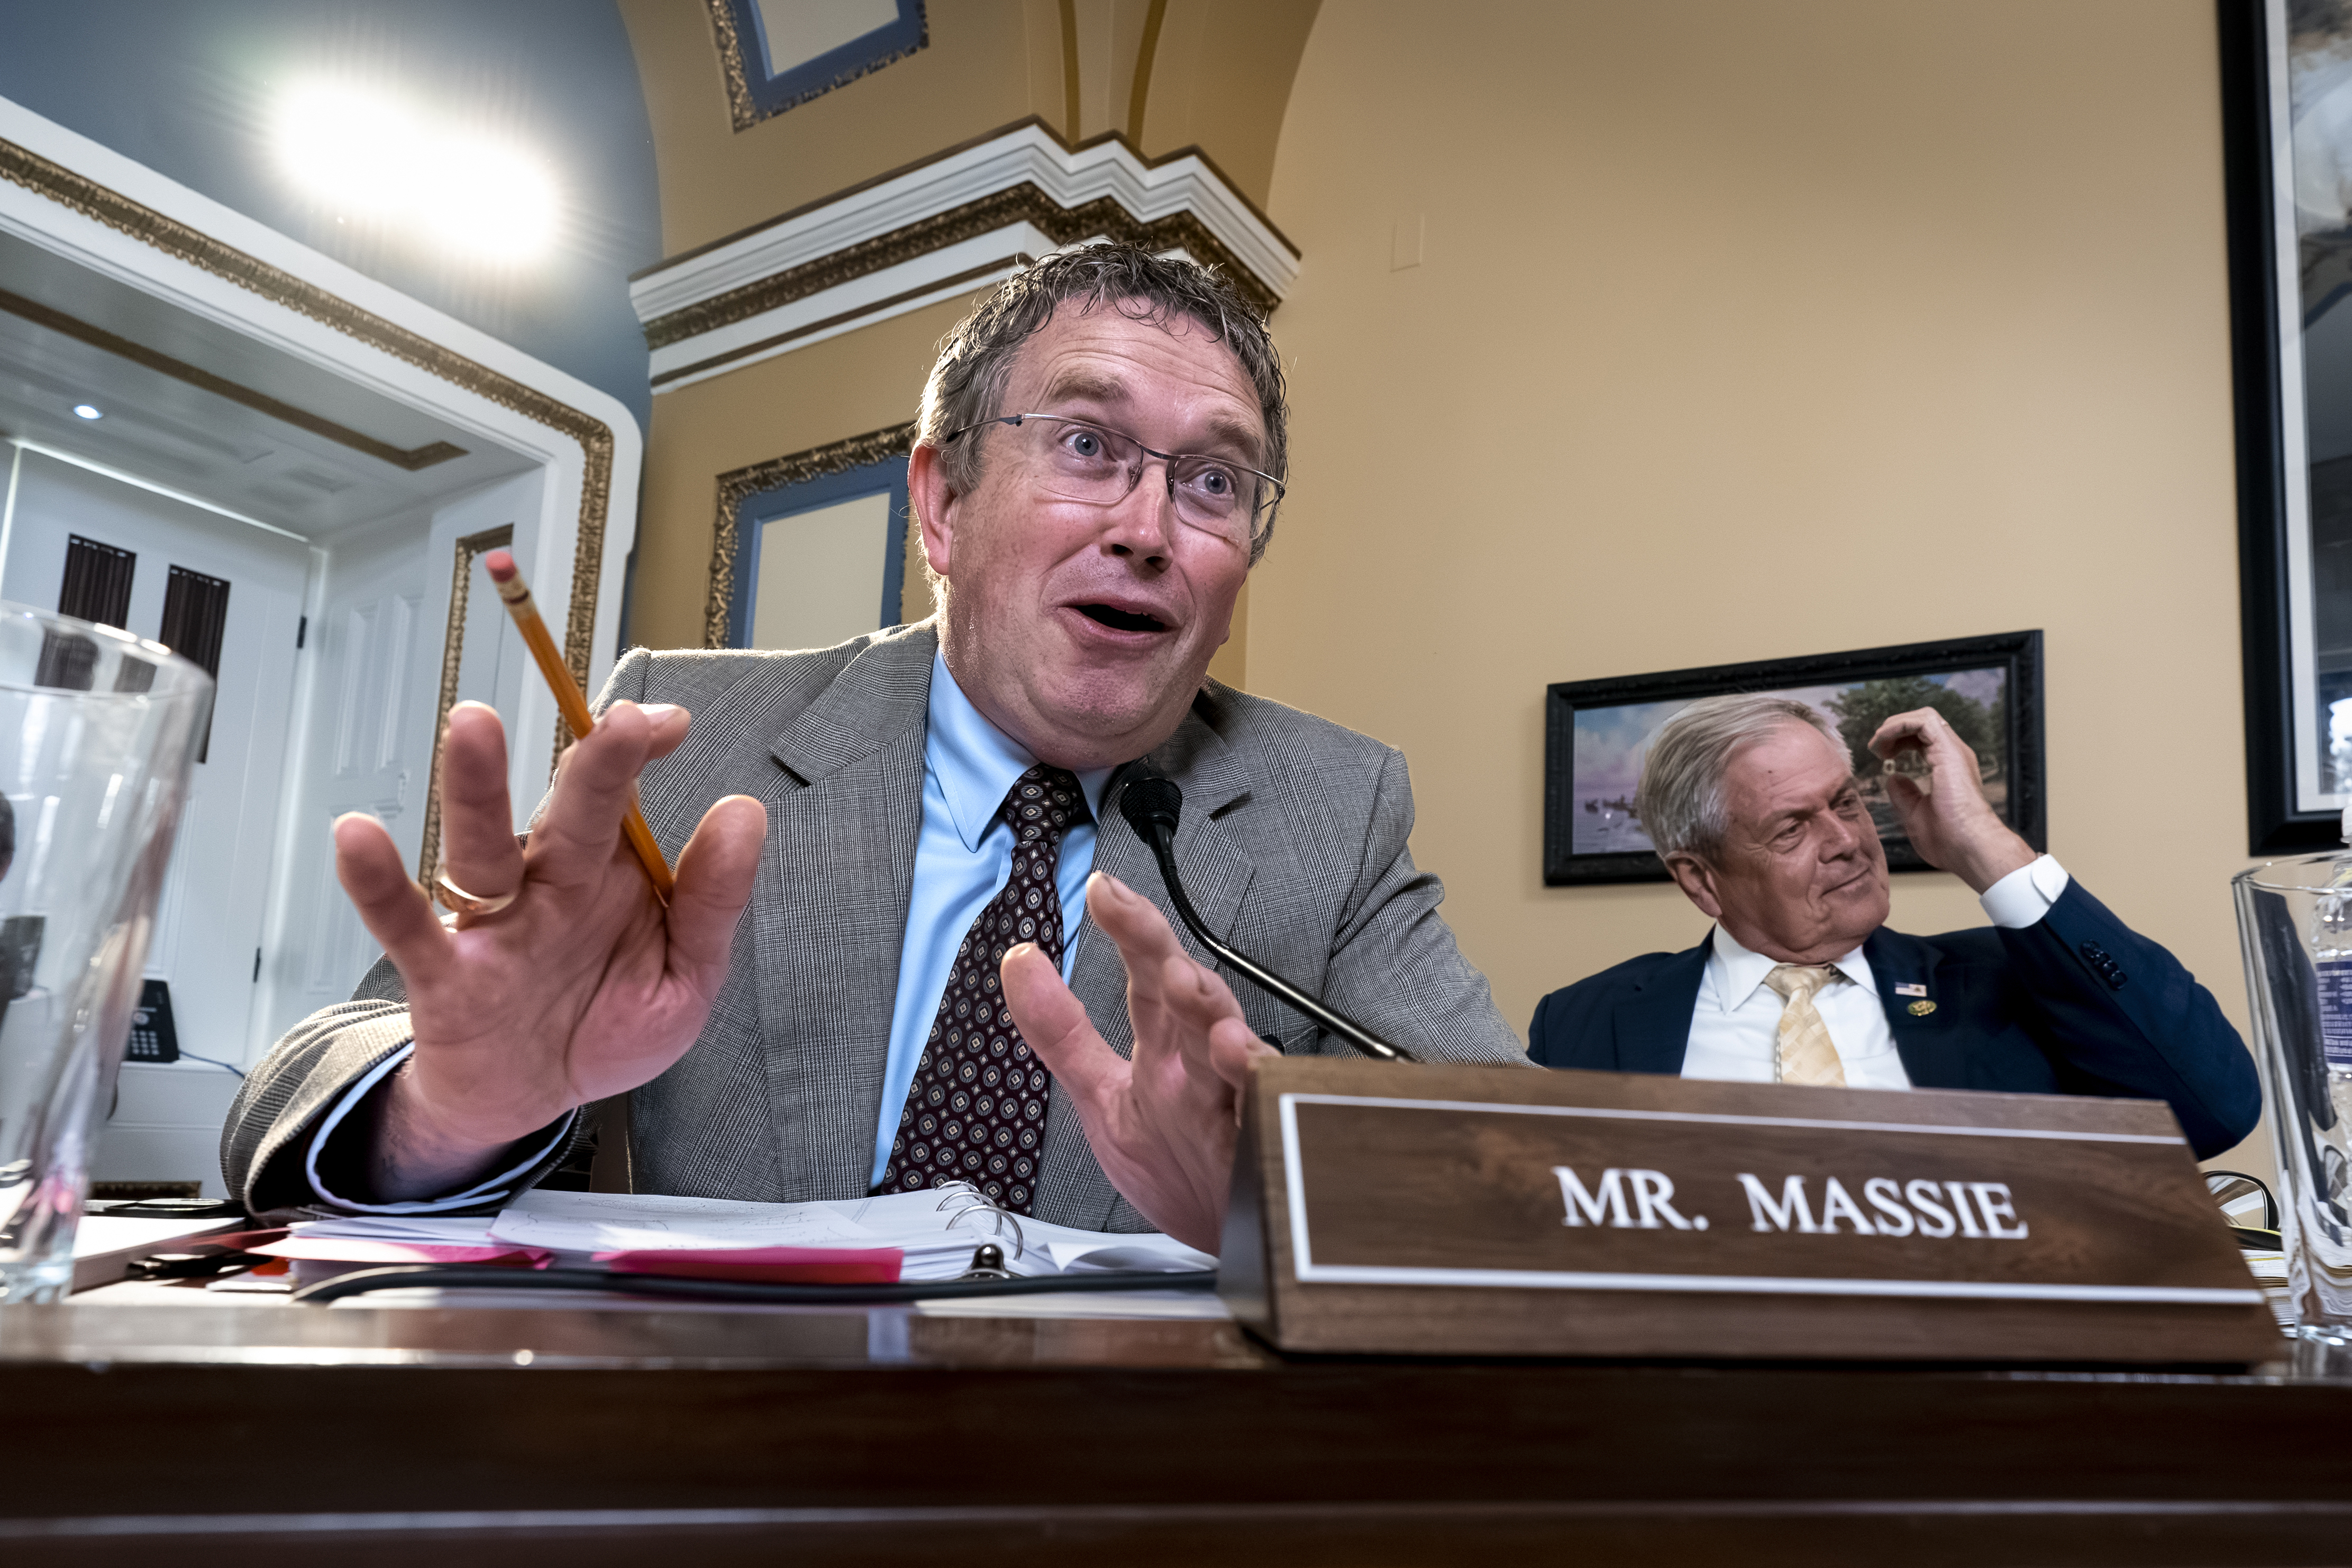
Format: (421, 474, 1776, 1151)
(592, 1246, 904, 1284)
(251, 1238, 553, 1270)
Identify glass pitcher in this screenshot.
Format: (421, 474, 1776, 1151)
(0, 605, 209, 1303)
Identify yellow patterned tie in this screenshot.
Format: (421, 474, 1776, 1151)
(1763, 964, 1848, 1087)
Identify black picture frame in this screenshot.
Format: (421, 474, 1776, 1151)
(2219, 0, 2345, 854)
(1543, 631, 2046, 887)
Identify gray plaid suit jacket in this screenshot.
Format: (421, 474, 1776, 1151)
(221, 622, 1523, 1227)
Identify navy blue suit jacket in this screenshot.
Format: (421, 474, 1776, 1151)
(1526, 879, 2260, 1159)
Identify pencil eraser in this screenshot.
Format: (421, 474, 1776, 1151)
(483, 550, 517, 581)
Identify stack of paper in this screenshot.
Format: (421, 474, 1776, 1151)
(245, 1214, 537, 1284)
(274, 1187, 1213, 1287)
(2239, 1248, 2293, 1330)
(296, 1215, 506, 1247)
(485, 1188, 1212, 1283)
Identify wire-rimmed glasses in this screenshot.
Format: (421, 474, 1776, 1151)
(942, 413, 1284, 547)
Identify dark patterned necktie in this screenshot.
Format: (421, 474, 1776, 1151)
(875, 764, 1088, 1213)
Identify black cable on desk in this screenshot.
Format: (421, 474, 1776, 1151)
(289, 1264, 1218, 1306)
(176, 1050, 245, 1079)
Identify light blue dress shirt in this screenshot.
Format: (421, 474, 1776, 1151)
(870, 651, 1112, 1185)
(307, 650, 1111, 1210)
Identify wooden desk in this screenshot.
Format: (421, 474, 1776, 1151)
(3, 1295, 2350, 1565)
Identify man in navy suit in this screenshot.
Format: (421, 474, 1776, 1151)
(1527, 695, 2259, 1159)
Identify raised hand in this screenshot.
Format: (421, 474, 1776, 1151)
(1867, 706, 2034, 893)
(334, 699, 767, 1199)
(1000, 871, 1277, 1253)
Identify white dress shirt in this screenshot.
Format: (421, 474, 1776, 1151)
(1679, 854, 2070, 1088)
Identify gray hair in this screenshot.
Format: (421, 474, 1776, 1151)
(1634, 695, 1847, 862)
(914, 242, 1290, 567)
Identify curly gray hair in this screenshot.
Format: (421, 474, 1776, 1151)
(1634, 694, 1848, 862)
(915, 242, 1289, 567)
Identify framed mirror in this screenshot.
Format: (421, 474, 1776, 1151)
(2226, 0, 2352, 851)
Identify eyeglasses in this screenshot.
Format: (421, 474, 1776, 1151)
(942, 413, 1284, 546)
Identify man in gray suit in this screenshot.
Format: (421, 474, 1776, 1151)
(223, 244, 1521, 1251)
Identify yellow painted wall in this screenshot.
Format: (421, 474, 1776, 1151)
(630, 299, 968, 651)
(1252, 1, 2265, 1163)
(1087, 0, 1324, 205)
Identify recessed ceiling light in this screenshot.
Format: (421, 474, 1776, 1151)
(274, 81, 560, 264)
(72, 404, 102, 420)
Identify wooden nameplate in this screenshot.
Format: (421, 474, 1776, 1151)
(1215, 1059, 2282, 1364)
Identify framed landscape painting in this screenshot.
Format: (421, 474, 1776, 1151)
(1542, 631, 2046, 886)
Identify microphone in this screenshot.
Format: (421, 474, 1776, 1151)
(1117, 773, 1416, 1064)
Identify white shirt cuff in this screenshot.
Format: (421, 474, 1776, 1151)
(302, 1043, 576, 1214)
(1978, 853, 2069, 930)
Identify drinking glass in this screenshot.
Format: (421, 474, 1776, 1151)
(0, 605, 209, 1303)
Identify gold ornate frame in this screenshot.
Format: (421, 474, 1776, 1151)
(416, 525, 515, 883)
(0, 135, 615, 707)
(706, 422, 917, 649)
(704, 0, 929, 132)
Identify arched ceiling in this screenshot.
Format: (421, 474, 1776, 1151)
(621, 0, 1321, 263)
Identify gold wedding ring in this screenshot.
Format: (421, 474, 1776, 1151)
(433, 871, 519, 918)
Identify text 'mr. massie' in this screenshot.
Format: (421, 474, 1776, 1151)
(1552, 1166, 2029, 1239)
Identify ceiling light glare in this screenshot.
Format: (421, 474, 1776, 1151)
(274, 80, 561, 264)
(72, 404, 102, 420)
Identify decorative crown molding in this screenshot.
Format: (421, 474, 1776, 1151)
(0, 284, 467, 471)
(707, 421, 916, 649)
(632, 120, 1298, 393)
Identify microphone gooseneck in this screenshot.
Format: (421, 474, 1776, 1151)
(1116, 775, 1415, 1064)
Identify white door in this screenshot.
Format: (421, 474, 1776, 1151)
(256, 478, 532, 1055)
(2, 454, 307, 1189)
(263, 519, 428, 1047)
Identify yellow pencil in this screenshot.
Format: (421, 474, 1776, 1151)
(483, 549, 676, 905)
